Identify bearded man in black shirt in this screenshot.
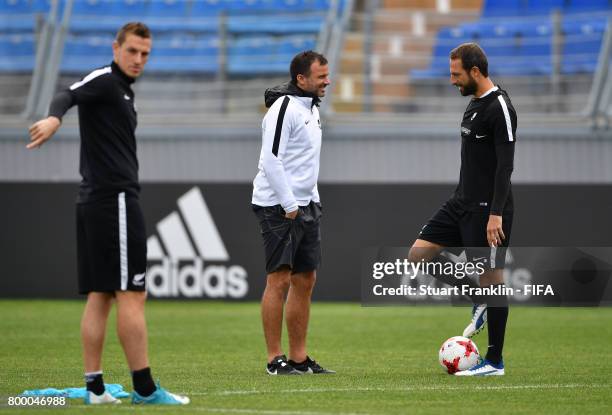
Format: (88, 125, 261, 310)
(27, 23, 189, 404)
(409, 43, 517, 376)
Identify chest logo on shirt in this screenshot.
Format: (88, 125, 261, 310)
(124, 94, 131, 101)
(305, 119, 310, 125)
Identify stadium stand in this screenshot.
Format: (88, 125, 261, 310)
(329, 0, 610, 117)
(0, 0, 610, 122)
(412, 0, 611, 78)
(0, 0, 336, 75)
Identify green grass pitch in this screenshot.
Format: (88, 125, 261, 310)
(1, 301, 611, 414)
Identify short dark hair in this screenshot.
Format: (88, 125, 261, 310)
(290, 50, 328, 83)
(450, 42, 488, 77)
(116, 22, 151, 45)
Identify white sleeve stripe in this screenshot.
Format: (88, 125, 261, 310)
(69, 66, 112, 91)
(497, 95, 514, 142)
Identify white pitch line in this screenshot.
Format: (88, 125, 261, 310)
(68, 405, 368, 415)
(187, 383, 611, 396)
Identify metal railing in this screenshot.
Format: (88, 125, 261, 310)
(585, 17, 612, 130)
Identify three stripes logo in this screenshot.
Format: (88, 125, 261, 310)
(146, 187, 248, 298)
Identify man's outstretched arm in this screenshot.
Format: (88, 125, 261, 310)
(27, 89, 75, 149)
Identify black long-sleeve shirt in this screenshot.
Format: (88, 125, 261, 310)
(451, 86, 517, 215)
(49, 61, 140, 203)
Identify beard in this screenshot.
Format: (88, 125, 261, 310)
(458, 76, 478, 96)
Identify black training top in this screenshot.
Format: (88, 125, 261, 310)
(49, 61, 139, 203)
(451, 86, 517, 215)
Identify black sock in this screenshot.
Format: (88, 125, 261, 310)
(132, 367, 156, 397)
(84, 371, 105, 395)
(484, 284, 509, 364)
(424, 255, 483, 303)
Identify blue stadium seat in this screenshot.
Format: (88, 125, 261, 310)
(70, 17, 126, 33)
(416, 1, 609, 79)
(228, 35, 315, 75)
(147, 35, 218, 73)
(224, 0, 281, 12)
(562, 15, 608, 35)
(278, 35, 316, 53)
(60, 0, 330, 75)
(72, 0, 115, 16)
(61, 35, 113, 73)
(0, 0, 31, 14)
(527, 0, 565, 15)
(313, 0, 333, 10)
(410, 27, 470, 79)
(0, 0, 37, 31)
(147, 0, 188, 17)
(271, 0, 310, 12)
(31, 0, 51, 13)
(271, 0, 329, 12)
(482, 0, 527, 17)
(111, 0, 149, 16)
(0, 34, 35, 72)
(190, 0, 225, 16)
(228, 14, 322, 34)
(562, 18, 606, 73)
(566, 0, 611, 12)
(0, 13, 35, 31)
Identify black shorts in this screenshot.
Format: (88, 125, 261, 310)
(76, 192, 147, 294)
(253, 201, 322, 274)
(418, 199, 513, 269)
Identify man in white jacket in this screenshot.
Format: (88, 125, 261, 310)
(252, 51, 334, 375)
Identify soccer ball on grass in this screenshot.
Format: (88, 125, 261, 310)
(438, 336, 480, 374)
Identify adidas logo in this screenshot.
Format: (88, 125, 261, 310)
(146, 187, 248, 298)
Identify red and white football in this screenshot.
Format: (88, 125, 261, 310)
(438, 336, 480, 374)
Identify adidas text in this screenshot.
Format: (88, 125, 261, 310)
(147, 258, 248, 298)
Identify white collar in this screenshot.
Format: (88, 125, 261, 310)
(478, 85, 499, 99)
(292, 95, 315, 109)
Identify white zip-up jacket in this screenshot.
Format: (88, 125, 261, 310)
(252, 82, 322, 213)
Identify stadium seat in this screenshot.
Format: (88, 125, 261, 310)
(147, 0, 189, 17)
(111, 0, 149, 17)
(566, 0, 611, 12)
(0, 0, 37, 31)
(228, 35, 316, 75)
(61, 35, 113, 73)
(70, 17, 126, 33)
(0, 33, 35, 72)
(31, 0, 51, 13)
(227, 14, 322, 34)
(271, 0, 331, 12)
(72, 0, 115, 17)
(410, 27, 469, 79)
(58, 0, 331, 75)
(225, 0, 276, 12)
(0, 13, 35, 32)
(562, 17, 607, 74)
(0, 0, 31, 14)
(527, 0, 565, 15)
(190, 0, 225, 16)
(228, 36, 282, 74)
(482, 0, 527, 17)
(147, 35, 219, 74)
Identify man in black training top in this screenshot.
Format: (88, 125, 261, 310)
(27, 22, 189, 404)
(408, 43, 517, 376)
